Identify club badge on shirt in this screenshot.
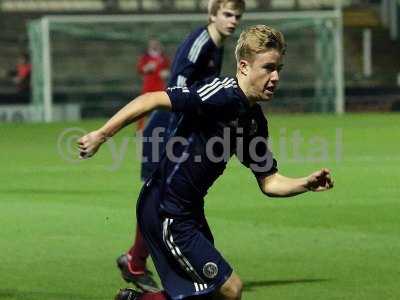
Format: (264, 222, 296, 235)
(203, 262, 218, 279)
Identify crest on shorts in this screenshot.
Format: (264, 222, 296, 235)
(203, 262, 218, 279)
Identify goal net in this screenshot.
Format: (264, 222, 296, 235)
(28, 11, 344, 122)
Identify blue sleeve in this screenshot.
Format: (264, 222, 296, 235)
(238, 136, 278, 178)
(237, 109, 278, 178)
(166, 86, 199, 113)
(170, 58, 197, 87)
(166, 78, 242, 119)
(168, 29, 208, 87)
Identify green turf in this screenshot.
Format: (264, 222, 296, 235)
(0, 113, 399, 300)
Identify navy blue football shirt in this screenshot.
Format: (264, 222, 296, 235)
(168, 26, 224, 87)
(153, 76, 278, 217)
(142, 26, 224, 180)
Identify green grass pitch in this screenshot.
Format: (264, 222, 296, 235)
(0, 113, 399, 300)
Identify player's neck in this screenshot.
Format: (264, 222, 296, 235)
(207, 23, 226, 48)
(237, 74, 257, 106)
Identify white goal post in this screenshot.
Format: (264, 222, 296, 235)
(29, 9, 344, 122)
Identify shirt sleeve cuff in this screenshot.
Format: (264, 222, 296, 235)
(166, 87, 199, 113)
(166, 88, 186, 112)
(252, 159, 278, 178)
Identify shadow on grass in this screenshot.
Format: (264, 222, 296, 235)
(243, 278, 330, 291)
(0, 290, 14, 298)
(0, 280, 330, 298)
(0, 289, 99, 300)
(0, 188, 126, 196)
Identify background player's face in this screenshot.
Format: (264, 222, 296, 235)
(211, 3, 242, 37)
(148, 39, 162, 54)
(245, 49, 283, 102)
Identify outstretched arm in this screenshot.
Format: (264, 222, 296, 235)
(78, 91, 171, 159)
(258, 168, 334, 197)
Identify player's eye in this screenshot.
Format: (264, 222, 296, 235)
(263, 64, 276, 72)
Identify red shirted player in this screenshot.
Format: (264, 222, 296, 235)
(8, 53, 31, 95)
(136, 39, 170, 131)
(115, 40, 170, 292)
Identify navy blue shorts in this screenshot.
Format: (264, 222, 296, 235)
(137, 179, 233, 299)
(141, 110, 177, 181)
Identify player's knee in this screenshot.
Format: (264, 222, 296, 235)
(217, 273, 243, 300)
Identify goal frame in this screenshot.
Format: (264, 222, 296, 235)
(31, 9, 344, 122)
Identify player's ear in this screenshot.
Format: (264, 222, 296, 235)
(238, 59, 250, 76)
(210, 13, 217, 23)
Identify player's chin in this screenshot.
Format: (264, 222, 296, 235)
(260, 92, 274, 102)
(224, 28, 236, 36)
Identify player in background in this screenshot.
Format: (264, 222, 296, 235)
(115, 38, 170, 292)
(79, 25, 334, 300)
(116, 0, 245, 293)
(135, 39, 170, 133)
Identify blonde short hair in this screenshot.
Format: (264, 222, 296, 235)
(235, 25, 286, 63)
(208, 0, 245, 21)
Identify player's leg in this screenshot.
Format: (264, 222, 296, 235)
(117, 111, 171, 291)
(115, 288, 168, 300)
(115, 284, 247, 300)
(117, 227, 158, 292)
(116, 181, 166, 299)
(140, 202, 235, 299)
(128, 226, 149, 270)
(212, 272, 243, 300)
(118, 150, 157, 291)
(158, 218, 237, 300)
(195, 216, 242, 300)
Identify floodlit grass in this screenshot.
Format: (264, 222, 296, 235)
(0, 113, 399, 300)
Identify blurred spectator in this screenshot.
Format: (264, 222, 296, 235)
(104, 0, 119, 11)
(257, 0, 271, 9)
(136, 39, 170, 131)
(8, 52, 31, 103)
(158, 0, 175, 10)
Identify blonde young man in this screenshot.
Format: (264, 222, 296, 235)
(118, 0, 245, 293)
(79, 25, 334, 300)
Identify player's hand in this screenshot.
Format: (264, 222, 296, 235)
(77, 130, 106, 159)
(160, 69, 170, 80)
(305, 168, 334, 192)
(143, 62, 156, 73)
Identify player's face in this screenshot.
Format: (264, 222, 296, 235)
(148, 39, 162, 53)
(212, 4, 242, 37)
(245, 49, 283, 102)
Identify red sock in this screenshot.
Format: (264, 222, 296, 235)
(139, 292, 168, 300)
(127, 225, 149, 273)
